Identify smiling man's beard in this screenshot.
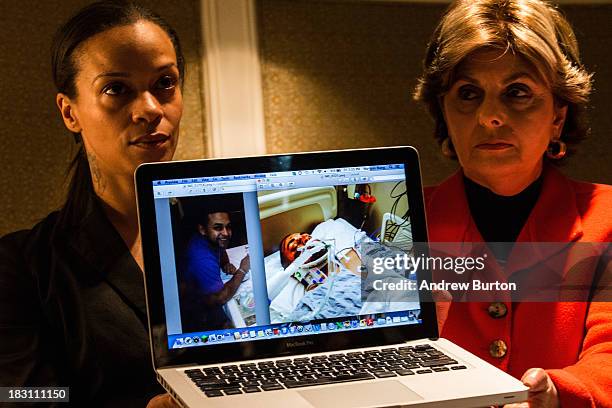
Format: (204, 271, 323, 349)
(216, 235, 230, 249)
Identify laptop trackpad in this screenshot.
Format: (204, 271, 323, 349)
(298, 380, 423, 407)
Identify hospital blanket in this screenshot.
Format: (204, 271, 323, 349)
(288, 268, 362, 321)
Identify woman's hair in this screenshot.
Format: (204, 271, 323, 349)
(51, 0, 185, 225)
(413, 0, 593, 161)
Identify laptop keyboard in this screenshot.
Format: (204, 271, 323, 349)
(184, 344, 467, 397)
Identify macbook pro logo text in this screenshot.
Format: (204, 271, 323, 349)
(285, 340, 315, 348)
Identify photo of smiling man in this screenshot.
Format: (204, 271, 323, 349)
(177, 200, 251, 332)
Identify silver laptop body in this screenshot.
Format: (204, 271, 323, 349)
(135, 147, 528, 407)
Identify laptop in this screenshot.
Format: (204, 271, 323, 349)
(135, 146, 528, 407)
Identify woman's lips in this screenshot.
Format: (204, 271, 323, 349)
(475, 142, 514, 150)
(129, 133, 171, 149)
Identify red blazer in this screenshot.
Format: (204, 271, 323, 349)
(425, 165, 612, 407)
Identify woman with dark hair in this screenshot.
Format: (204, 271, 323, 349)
(0, 1, 183, 406)
(415, 0, 611, 406)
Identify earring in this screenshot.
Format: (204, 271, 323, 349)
(546, 139, 567, 160)
(441, 138, 456, 158)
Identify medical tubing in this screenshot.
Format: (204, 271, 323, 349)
(304, 252, 346, 321)
(294, 245, 343, 322)
(389, 181, 410, 227)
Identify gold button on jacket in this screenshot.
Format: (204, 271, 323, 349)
(487, 302, 508, 318)
(489, 339, 508, 358)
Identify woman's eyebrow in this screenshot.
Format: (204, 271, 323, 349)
(92, 71, 129, 84)
(503, 72, 537, 84)
(454, 74, 479, 84)
(92, 63, 177, 84)
(453, 71, 538, 86)
(451, 73, 486, 87)
(156, 62, 177, 72)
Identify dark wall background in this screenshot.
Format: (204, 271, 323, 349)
(258, 0, 612, 187)
(0, 0, 205, 236)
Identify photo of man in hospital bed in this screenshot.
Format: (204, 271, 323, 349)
(256, 182, 418, 324)
(265, 218, 365, 323)
(279, 231, 362, 290)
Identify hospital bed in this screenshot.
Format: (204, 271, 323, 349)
(223, 186, 340, 326)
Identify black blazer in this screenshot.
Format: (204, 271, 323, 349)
(0, 193, 162, 407)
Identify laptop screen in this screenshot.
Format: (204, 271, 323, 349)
(151, 162, 422, 350)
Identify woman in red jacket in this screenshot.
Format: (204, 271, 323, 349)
(414, 0, 611, 407)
